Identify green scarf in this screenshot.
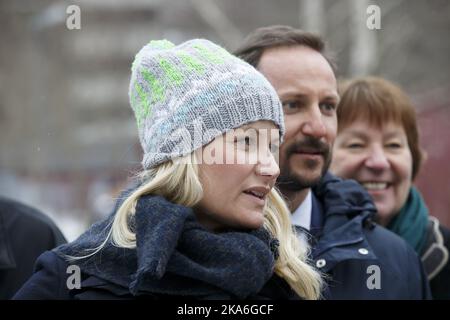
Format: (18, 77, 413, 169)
(387, 186, 429, 254)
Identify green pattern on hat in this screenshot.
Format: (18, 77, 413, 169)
(193, 43, 228, 64)
(159, 58, 184, 86)
(141, 68, 165, 104)
(177, 51, 205, 74)
(134, 83, 150, 128)
(148, 39, 175, 50)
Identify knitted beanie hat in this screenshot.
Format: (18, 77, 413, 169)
(129, 39, 284, 169)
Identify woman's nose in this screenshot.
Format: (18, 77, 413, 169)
(256, 151, 280, 178)
(365, 146, 390, 170)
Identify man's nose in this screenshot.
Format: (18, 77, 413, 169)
(301, 106, 327, 138)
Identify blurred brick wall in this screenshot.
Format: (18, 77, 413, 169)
(415, 100, 450, 228)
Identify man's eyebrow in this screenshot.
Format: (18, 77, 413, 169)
(278, 93, 308, 100)
(279, 91, 340, 101)
(323, 92, 340, 101)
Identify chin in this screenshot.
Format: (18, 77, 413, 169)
(293, 171, 323, 187)
(246, 222, 264, 230)
(240, 212, 265, 229)
(375, 207, 396, 225)
(292, 163, 323, 178)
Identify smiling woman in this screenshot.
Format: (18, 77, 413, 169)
(331, 76, 450, 299)
(13, 39, 322, 300)
(332, 121, 413, 225)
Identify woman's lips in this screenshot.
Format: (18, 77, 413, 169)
(361, 182, 392, 197)
(362, 182, 389, 190)
(242, 191, 266, 206)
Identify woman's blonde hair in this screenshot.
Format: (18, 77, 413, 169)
(76, 152, 322, 299)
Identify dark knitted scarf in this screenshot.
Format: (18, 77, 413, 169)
(54, 194, 278, 299)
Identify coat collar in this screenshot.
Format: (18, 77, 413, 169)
(310, 173, 378, 272)
(421, 216, 449, 280)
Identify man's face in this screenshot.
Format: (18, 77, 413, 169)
(257, 46, 339, 190)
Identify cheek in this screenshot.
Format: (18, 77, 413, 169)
(393, 153, 413, 192)
(400, 153, 413, 181)
(278, 141, 290, 160)
(330, 149, 361, 178)
(283, 116, 300, 140)
(325, 117, 338, 141)
(393, 176, 412, 215)
(200, 164, 253, 195)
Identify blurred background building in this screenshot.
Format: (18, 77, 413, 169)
(1, 0, 449, 240)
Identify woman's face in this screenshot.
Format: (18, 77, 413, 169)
(330, 120, 413, 226)
(195, 120, 280, 231)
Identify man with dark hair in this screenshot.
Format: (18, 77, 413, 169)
(235, 25, 431, 299)
(0, 196, 66, 299)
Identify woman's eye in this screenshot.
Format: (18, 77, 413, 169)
(386, 143, 402, 149)
(347, 143, 363, 149)
(234, 136, 254, 148)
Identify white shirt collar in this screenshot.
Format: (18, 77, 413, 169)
(290, 190, 312, 230)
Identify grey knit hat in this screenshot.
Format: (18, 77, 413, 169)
(129, 39, 284, 169)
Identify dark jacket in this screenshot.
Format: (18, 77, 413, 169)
(14, 195, 297, 300)
(309, 173, 431, 299)
(0, 196, 66, 299)
(421, 217, 450, 300)
(12, 251, 296, 300)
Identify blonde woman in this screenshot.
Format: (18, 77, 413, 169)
(14, 39, 321, 300)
